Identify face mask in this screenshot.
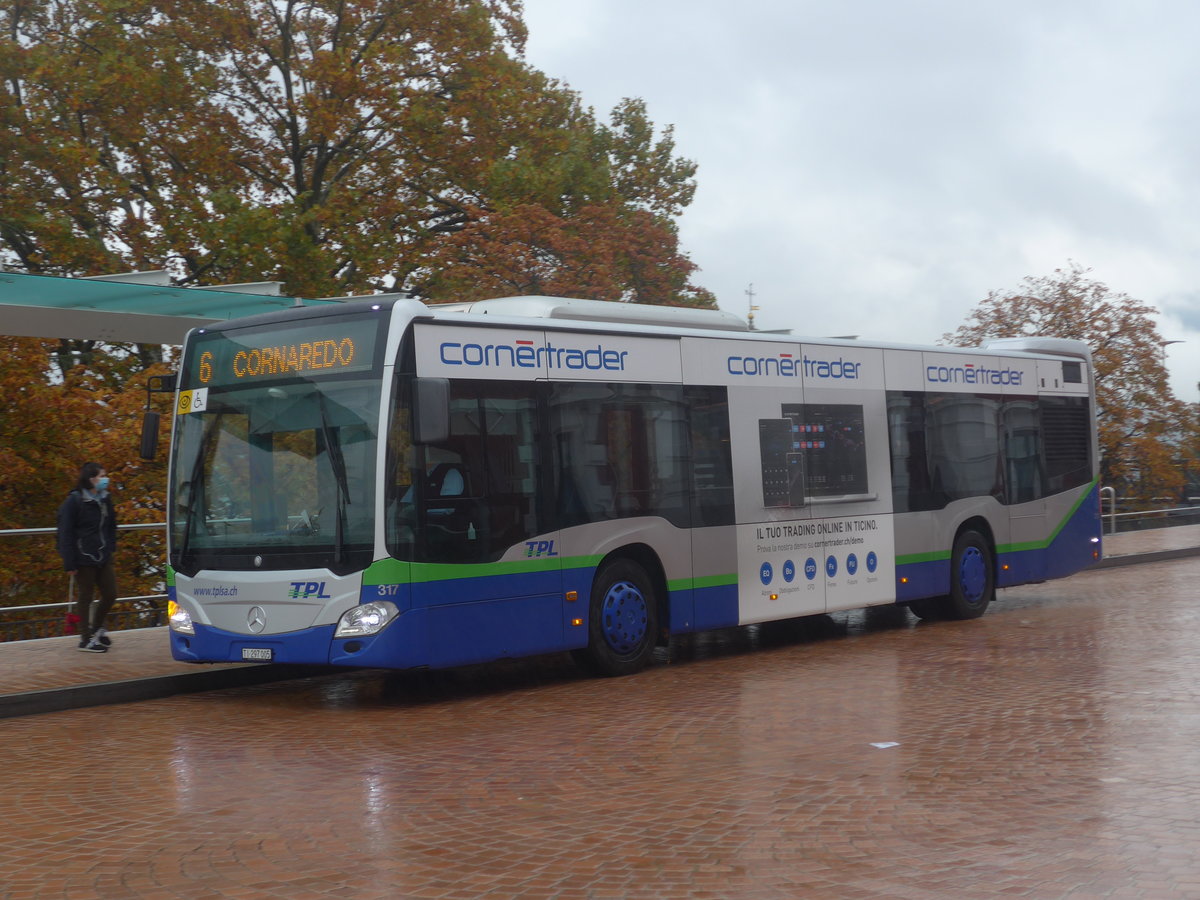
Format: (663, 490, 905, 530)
(96, 476, 110, 491)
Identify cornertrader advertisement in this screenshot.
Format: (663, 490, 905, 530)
(684, 337, 897, 622)
(736, 512, 895, 623)
(413, 324, 682, 383)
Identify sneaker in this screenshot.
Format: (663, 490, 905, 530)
(95, 627, 112, 647)
(78, 638, 108, 653)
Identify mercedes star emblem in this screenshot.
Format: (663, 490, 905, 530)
(247, 606, 267, 633)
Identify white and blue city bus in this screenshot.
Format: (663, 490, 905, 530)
(165, 296, 1101, 676)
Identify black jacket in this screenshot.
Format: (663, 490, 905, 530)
(56, 489, 118, 571)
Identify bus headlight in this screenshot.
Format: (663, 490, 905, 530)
(168, 600, 195, 635)
(335, 601, 399, 638)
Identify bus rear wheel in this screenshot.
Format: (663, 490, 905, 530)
(908, 530, 995, 621)
(943, 530, 994, 619)
(573, 559, 659, 677)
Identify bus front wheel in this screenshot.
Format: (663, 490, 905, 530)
(573, 559, 659, 677)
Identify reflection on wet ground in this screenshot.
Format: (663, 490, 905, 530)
(310, 603, 917, 712)
(5, 559, 1200, 899)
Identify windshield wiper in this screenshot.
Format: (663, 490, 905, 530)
(317, 394, 350, 566)
(177, 411, 225, 564)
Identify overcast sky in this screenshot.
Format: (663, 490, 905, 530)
(521, 0, 1200, 401)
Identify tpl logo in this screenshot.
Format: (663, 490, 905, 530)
(288, 581, 331, 599)
(525, 540, 559, 558)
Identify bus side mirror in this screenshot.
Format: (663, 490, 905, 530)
(414, 378, 449, 445)
(139, 373, 177, 460)
(147, 374, 177, 393)
(139, 410, 161, 460)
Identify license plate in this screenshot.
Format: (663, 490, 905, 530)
(241, 647, 274, 661)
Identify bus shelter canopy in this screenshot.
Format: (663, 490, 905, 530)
(0, 271, 339, 345)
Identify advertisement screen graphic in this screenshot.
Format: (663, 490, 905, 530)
(780, 403, 869, 499)
(758, 419, 806, 507)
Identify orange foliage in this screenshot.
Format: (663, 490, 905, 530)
(0, 1, 709, 305)
(945, 263, 1191, 504)
(0, 338, 173, 608)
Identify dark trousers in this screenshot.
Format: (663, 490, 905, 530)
(75, 560, 117, 642)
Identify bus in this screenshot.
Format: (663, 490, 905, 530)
(163, 295, 1101, 676)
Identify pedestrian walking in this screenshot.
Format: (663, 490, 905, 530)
(56, 462, 119, 653)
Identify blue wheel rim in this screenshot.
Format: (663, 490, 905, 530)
(958, 546, 987, 605)
(600, 580, 648, 655)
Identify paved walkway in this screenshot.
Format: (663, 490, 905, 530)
(3, 555, 1200, 898)
(1, 525, 1197, 719)
(1097, 522, 1200, 565)
(0, 630, 324, 718)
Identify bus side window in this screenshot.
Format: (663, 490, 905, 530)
(924, 393, 1002, 505)
(887, 391, 937, 513)
(1041, 396, 1092, 492)
(686, 386, 734, 526)
(551, 383, 690, 529)
(1003, 398, 1043, 504)
(414, 381, 542, 564)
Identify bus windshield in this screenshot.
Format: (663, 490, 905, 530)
(169, 376, 381, 575)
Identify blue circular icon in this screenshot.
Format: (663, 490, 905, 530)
(825, 555, 838, 578)
(783, 560, 796, 583)
(760, 562, 773, 585)
(866, 551, 878, 573)
(847, 553, 858, 575)
(804, 558, 817, 580)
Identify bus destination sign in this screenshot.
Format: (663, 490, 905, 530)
(183, 316, 380, 392)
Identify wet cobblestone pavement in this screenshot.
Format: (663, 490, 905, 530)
(3, 556, 1200, 899)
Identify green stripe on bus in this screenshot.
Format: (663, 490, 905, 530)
(897, 479, 1099, 565)
(363, 554, 607, 585)
(996, 479, 1098, 554)
(365, 556, 737, 592)
(668, 572, 738, 592)
(895, 549, 951, 566)
(362, 558, 410, 585)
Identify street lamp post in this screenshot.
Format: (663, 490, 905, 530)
(1160, 339, 1184, 364)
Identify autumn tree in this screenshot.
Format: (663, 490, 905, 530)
(0, 0, 714, 621)
(945, 262, 1189, 504)
(421, 96, 715, 305)
(0, 0, 710, 305)
(0, 337, 173, 615)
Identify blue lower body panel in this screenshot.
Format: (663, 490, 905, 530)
(896, 486, 1102, 602)
(173, 590, 577, 670)
(692, 583, 739, 631)
(896, 558, 951, 603)
(171, 623, 337, 664)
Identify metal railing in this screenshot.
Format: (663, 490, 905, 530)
(1098, 486, 1200, 534)
(3, 498, 1199, 640)
(0, 522, 167, 642)
(1100, 486, 1117, 534)
(1104, 504, 1200, 534)
(0, 597, 166, 641)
